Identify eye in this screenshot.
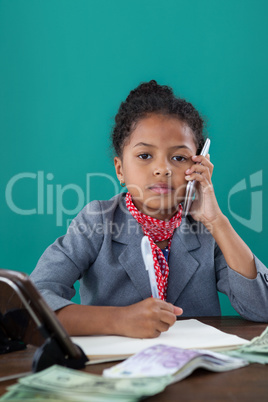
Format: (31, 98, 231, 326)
(172, 155, 187, 162)
(138, 153, 152, 160)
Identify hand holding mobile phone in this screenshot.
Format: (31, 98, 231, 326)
(183, 138, 211, 216)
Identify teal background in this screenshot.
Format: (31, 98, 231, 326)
(0, 0, 267, 315)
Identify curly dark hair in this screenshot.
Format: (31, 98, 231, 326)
(111, 80, 206, 158)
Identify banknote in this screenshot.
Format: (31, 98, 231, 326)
(0, 383, 137, 401)
(17, 365, 170, 398)
(0, 384, 64, 401)
(225, 325, 268, 364)
(239, 326, 268, 352)
(226, 350, 268, 364)
(103, 344, 247, 381)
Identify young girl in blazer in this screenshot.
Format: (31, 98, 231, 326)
(31, 80, 268, 337)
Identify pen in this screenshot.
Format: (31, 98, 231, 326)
(141, 236, 159, 299)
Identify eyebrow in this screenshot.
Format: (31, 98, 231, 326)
(133, 142, 192, 151)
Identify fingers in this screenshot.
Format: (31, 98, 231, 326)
(193, 155, 214, 174)
(158, 310, 177, 332)
(142, 299, 183, 335)
(173, 306, 183, 316)
(185, 168, 211, 187)
(188, 155, 213, 173)
(154, 299, 182, 315)
(193, 154, 213, 166)
(185, 155, 214, 188)
(157, 300, 183, 316)
(155, 300, 183, 333)
(123, 298, 183, 338)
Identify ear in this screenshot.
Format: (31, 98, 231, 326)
(114, 157, 124, 183)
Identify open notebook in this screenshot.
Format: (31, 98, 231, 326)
(71, 319, 249, 364)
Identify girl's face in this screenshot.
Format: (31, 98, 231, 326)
(114, 113, 197, 220)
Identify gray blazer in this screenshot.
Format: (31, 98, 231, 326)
(31, 193, 268, 322)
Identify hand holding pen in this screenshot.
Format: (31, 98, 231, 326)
(121, 297, 183, 338)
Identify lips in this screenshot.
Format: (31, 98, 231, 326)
(149, 183, 173, 194)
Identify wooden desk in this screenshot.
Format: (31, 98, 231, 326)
(0, 317, 267, 401)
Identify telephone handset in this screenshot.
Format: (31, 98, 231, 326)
(183, 138, 211, 216)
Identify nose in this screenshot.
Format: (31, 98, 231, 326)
(153, 166, 172, 177)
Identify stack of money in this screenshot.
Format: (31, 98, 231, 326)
(103, 344, 247, 381)
(0, 365, 171, 401)
(226, 326, 268, 364)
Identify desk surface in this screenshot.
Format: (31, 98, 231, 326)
(0, 316, 267, 401)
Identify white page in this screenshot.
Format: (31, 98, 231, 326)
(71, 319, 249, 357)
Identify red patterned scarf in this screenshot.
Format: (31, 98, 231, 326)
(125, 192, 182, 300)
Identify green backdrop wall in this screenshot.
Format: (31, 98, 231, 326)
(1, 0, 267, 315)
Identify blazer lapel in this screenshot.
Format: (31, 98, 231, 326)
(166, 217, 201, 305)
(112, 197, 152, 300)
(118, 244, 152, 300)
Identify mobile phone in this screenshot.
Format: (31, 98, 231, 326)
(183, 138, 211, 216)
(0, 269, 88, 370)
